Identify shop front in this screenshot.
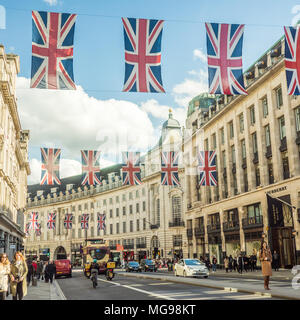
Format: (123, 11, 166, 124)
(267, 194, 296, 268)
(195, 237, 205, 259)
(136, 250, 147, 261)
(225, 234, 241, 259)
(208, 233, 222, 264)
(123, 251, 134, 261)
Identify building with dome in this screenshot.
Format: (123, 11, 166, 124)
(24, 110, 188, 264)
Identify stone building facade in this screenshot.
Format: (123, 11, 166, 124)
(184, 37, 300, 268)
(0, 45, 30, 260)
(25, 111, 188, 264)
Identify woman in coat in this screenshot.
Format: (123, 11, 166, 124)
(224, 256, 229, 273)
(10, 251, 28, 300)
(259, 241, 272, 290)
(0, 253, 11, 300)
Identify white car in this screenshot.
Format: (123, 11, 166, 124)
(174, 259, 209, 278)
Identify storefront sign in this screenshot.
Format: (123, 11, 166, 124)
(267, 186, 287, 194)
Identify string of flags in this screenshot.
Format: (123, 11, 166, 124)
(26, 211, 107, 236)
(40, 148, 218, 188)
(22, 10, 300, 95)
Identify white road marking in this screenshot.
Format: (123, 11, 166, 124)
(148, 282, 174, 286)
(228, 294, 272, 299)
(97, 278, 175, 300)
(202, 290, 235, 294)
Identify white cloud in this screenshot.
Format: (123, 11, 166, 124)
(193, 49, 207, 63)
(17, 77, 157, 162)
(43, 0, 58, 5)
(141, 99, 186, 127)
(172, 71, 208, 107)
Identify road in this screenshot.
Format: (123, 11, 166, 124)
(56, 269, 278, 300)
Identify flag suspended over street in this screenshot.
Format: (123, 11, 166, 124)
(122, 152, 142, 185)
(161, 151, 180, 186)
(81, 150, 101, 185)
(97, 213, 106, 231)
(28, 212, 39, 230)
(205, 22, 247, 95)
(122, 17, 165, 93)
(64, 213, 73, 229)
(197, 151, 218, 186)
(25, 223, 30, 237)
(40, 147, 61, 185)
(31, 10, 77, 90)
(284, 26, 300, 95)
(35, 222, 42, 236)
(81, 213, 89, 229)
(47, 212, 56, 229)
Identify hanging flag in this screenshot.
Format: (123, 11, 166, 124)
(28, 212, 39, 230)
(284, 26, 300, 95)
(35, 222, 42, 236)
(205, 22, 247, 95)
(97, 213, 106, 231)
(81, 214, 89, 229)
(122, 152, 142, 185)
(64, 213, 73, 229)
(122, 17, 165, 93)
(47, 212, 56, 229)
(31, 10, 77, 90)
(161, 151, 180, 186)
(197, 151, 217, 186)
(81, 150, 101, 185)
(40, 147, 61, 185)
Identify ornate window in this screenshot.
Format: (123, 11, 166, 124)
(172, 196, 182, 222)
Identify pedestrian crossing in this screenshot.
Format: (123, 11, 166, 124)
(111, 278, 275, 300)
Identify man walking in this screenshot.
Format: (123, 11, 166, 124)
(237, 254, 244, 274)
(272, 250, 280, 271)
(45, 261, 56, 284)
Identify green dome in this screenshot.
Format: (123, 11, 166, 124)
(162, 109, 181, 129)
(187, 93, 217, 117)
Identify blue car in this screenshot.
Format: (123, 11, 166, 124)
(126, 261, 142, 272)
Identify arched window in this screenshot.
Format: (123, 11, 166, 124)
(172, 196, 182, 223)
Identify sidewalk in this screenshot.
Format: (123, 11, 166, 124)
(7, 279, 66, 300)
(117, 270, 300, 300)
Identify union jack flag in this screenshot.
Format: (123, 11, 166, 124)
(205, 22, 247, 95)
(64, 213, 73, 229)
(28, 212, 39, 230)
(161, 151, 180, 186)
(35, 223, 42, 236)
(81, 150, 101, 185)
(197, 151, 218, 186)
(31, 10, 77, 90)
(47, 212, 56, 229)
(97, 213, 106, 231)
(122, 152, 142, 185)
(40, 147, 61, 185)
(122, 17, 165, 93)
(284, 26, 300, 95)
(81, 214, 89, 230)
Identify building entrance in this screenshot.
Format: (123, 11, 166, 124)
(267, 194, 296, 268)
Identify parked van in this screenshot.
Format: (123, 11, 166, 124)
(55, 259, 72, 278)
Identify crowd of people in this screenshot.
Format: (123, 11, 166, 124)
(0, 251, 57, 300)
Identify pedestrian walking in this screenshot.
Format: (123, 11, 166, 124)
(233, 257, 237, 272)
(259, 241, 272, 290)
(204, 257, 211, 271)
(36, 260, 43, 280)
(0, 253, 11, 300)
(228, 255, 233, 272)
(250, 250, 257, 271)
(224, 256, 229, 273)
(10, 251, 28, 300)
(26, 259, 34, 286)
(237, 253, 244, 274)
(41, 261, 46, 281)
(272, 250, 280, 271)
(212, 256, 217, 272)
(32, 260, 37, 276)
(44, 261, 49, 282)
(45, 260, 56, 283)
(243, 255, 249, 272)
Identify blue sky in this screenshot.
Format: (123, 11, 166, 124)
(0, 0, 298, 183)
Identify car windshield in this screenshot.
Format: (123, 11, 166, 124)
(146, 260, 154, 265)
(185, 259, 203, 266)
(129, 262, 139, 266)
